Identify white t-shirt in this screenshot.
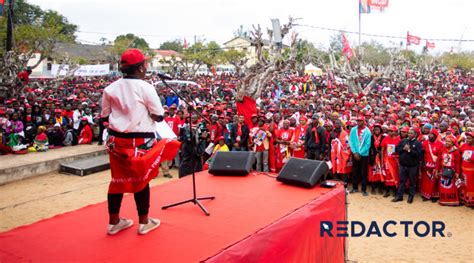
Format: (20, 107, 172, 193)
(101, 79, 164, 133)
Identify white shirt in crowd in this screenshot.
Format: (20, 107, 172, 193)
(101, 79, 164, 133)
(72, 110, 83, 130)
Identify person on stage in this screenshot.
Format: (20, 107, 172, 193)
(349, 116, 372, 196)
(420, 128, 443, 202)
(101, 48, 179, 235)
(275, 119, 294, 172)
(460, 132, 474, 206)
(437, 135, 461, 206)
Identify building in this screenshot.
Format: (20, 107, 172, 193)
(222, 36, 272, 66)
(27, 42, 115, 77)
(149, 50, 183, 72)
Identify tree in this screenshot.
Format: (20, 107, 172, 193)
(159, 39, 183, 52)
(440, 52, 474, 70)
(357, 41, 391, 66)
(237, 18, 300, 100)
(178, 41, 224, 76)
(221, 49, 247, 74)
(111, 33, 152, 57)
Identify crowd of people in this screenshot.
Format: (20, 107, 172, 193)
(0, 63, 473, 208)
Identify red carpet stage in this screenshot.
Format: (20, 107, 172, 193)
(0, 171, 346, 262)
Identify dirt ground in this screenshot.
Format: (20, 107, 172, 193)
(0, 169, 472, 263)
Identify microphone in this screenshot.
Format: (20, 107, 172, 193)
(157, 73, 173, 81)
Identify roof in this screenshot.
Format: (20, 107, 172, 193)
(52, 42, 113, 62)
(153, 50, 183, 57)
(223, 36, 271, 47)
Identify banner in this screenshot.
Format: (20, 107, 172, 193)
(407, 32, 421, 45)
(51, 64, 110, 77)
(369, 0, 389, 8)
(342, 34, 354, 60)
(426, 40, 435, 49)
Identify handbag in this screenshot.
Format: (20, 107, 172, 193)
(442, 167, 455, 178)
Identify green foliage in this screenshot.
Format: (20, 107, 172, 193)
(0, 0, 78, 67)
(440, 52, 474, 70)
(159, 39, 183, 52)
(110, 33, 154, 60)
(329, 32, 344, 60)
(400, 50, 417, 64)
(357, 41, 391, 66)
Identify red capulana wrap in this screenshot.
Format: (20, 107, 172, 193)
(106, 137, 181, 194)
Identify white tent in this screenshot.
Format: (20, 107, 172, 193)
(304, 63, 323, 76)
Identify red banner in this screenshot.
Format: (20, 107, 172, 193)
(426, 40, 435, 49)
(342, 33, 353, 60)
(369, 0, 389, 8)
(407, 32, 421, 45)
(236, 96, 257, 127)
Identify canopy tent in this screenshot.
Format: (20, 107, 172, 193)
(304, 64, 323, 76)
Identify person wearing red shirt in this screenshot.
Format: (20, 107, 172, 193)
(420, 129, 444, 201)
(275, 120, 294, 172)
(460, 132, 474, 206)
(78, 117, 93, 144)
(291, 116, 308, 158)
(207, 115, 222, 144)
(437, 135, 461, 206)
(381, 125, 401, 197)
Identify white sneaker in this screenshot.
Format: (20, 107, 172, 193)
(107, 218, 133, 235)
(138, 218, 161, 235)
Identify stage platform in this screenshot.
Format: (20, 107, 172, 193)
(0, 171, 346, 262)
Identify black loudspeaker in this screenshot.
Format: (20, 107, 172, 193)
(208, 151, 254, 176)
(277, 158, 329, 188)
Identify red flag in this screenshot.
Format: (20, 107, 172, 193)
(426, 40, 435, 49)
(183, 38, 188, 49)
(236, 96, 257, 127)
(211, 65, 216, 75)
(407, 32, 421, 45)
(341, 34, 353, 60)
(368, 0, 389, 8)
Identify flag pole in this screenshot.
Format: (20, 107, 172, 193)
(358, 0, 361, 54)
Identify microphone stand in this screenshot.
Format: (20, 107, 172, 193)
(156, 76, 215, 216)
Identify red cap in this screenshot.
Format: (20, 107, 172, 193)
(217, 136, 225, 141)
(81, 117, 88, 121)
(401, 126, 410, 132)
(356, 115, 365, 121)
(388, 125, 398, 132)
(120, 48, 148, 67)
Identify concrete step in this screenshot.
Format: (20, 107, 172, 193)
(60, 155, 110, 176)
(0, 145, 107, 185)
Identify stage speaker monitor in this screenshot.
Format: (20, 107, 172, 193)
(208, 151, 254, 176)
(277, 158, 329, 188)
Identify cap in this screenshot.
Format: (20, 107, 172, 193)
(401, 126, 410, 132)
(356, 115, 365, 121)
(388, 125, 398, 132)
(217, 136, 225, 141)
(81, 117, 88, 121)
(120, 48, 148, 67)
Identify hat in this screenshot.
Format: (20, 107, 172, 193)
(401, 126, 410, 132)
(103, 122, 109, 126)
(217, 136, 225, 141)
(430, 128, 439, 137)
(465, 132, 474, 138)
(311, 113, 319, 119)
(356, 115, 365, 121)
(251, 114, 258, 118)
(120, 48, 148, 67)
(54, 123, 61, 127)
(388, 125, 398, 132)
(81, 117, 88, 121)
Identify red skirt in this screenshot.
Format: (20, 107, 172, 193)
(368, 155, 384, 182)
(439, 176, 459, 206)
(384, 157, 399, 187)
(460, 168, 474, 206)
(107, 137, 180, 194)
(420, 167, 439, 199)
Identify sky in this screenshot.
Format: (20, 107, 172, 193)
(28, 0, 474, 53)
